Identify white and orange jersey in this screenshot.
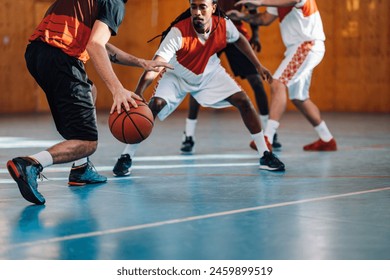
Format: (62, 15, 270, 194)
(267, 0, 325, 47)
(156, 15, 239, 85)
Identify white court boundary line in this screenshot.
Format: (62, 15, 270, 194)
(4, 186, 390, 251)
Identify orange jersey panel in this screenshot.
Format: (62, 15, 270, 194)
(175, 16, 227, 75)
(30, 14, 91, 62)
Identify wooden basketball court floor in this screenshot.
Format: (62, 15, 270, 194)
(0, 110, 389, 260)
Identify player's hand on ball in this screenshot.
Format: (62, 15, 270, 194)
(111, 88, 143, 114)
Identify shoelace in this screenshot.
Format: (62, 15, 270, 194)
(87, 161, 100, 173)
(38, 172, 48, 182)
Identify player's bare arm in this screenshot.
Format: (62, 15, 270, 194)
(248, 8, 261, 52)
(235, 0, 300, 8)
(86, 20, 141, 114)
(227, 9, 276, 26)
(105, 43, 173, 72)
(233, 33, 272, 83)
(134, 55, 167, 99)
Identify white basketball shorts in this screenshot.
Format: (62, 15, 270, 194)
(154, 65, 242, 121)
(274, 40, 325, 101)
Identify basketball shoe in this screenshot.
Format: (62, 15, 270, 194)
(6, 157, 46, 205)
(113, 154, 132, 177)
(68, 159, 107, 186)
(180, 133, 195, 154)
(303, 138, 337, 151)
(259, 151, 285, 172)
(249, 136, 273, 152)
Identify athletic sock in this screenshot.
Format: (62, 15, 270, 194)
(251, 131, 268, 156)
(259, 114, 269, 131)
(73, 157, 88, 167)
(264, 119, 280, 144)
(315, 121, 333, 142)
(122, 144, 140, 158)
(29, 151, 53, 168)
(185, 118, 197, 137)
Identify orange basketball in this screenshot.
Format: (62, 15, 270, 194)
(108, 100, 154, 144)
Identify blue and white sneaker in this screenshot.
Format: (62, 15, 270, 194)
(7, 157, 46, 205)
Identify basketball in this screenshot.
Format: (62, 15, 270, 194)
(108, 100, 154, 144)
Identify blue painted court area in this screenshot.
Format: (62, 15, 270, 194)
(0, 110, 389, 260)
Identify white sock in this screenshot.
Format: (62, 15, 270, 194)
(315, 121, 333, 142)
(185, 118, 197, 137)
(251, 131, 268, 156)
(264, 119, 280, 144)
(122, 144, 140, 158)
(73, 157, 88, 167)
(259, 114, 269, 131)
(30, 151, 53, 168)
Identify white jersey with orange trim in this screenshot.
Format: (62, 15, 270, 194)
(156, 17, 239, 85)
(267, 0, 325, 47)
(151, 16, 243, 121)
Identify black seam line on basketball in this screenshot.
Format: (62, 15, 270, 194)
(124, 110, 145, 140)
(110, 112, 124, 131)
(126, 112, 154, 126)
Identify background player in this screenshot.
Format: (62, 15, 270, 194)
(180, 0, 281, 154)
(230, 0, 337, 151)
(113, 0, 285, 176)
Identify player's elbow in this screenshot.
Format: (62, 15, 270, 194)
(86, 39, 105, 56)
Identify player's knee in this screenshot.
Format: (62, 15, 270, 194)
(148, 97, 166, 117)
(231, 93, 252, 111)
(271, 79, 285, 94)
(83, 140, 98, 156)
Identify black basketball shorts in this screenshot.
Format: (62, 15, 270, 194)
(25, 41, 98, 141)
(222, 43, 258, 79)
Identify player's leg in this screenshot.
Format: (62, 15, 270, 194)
(68, 81, 106, 186)
(224, 43, 282, 151)
(288, 41, 336, 151)
(7, 42, 104, 204)
(264, 79, 287, 147)
(246, 74, 282, 150)
(292, 98, 337, 151)
(226, 91, 285, 171)
(114, 72, 186, 176)
(181, 95, 199, 153)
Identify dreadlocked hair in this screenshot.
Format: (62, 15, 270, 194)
(147, 2, 228, 45)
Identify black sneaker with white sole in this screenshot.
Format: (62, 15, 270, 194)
(180, 133, 195, 154)
(113, 154, 132, 177)
(259, 151, 285, 172)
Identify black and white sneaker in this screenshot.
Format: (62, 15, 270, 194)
(180, 133, 195, 154)
(113, 154, 132, 177)
(259, 151, 285, 172)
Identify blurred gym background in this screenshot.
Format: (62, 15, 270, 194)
(0, 0, 389, 114)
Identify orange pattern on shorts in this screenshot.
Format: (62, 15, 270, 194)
(279, 41, 314, 85)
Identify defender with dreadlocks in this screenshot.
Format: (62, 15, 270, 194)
(113, 0, 285, 175)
